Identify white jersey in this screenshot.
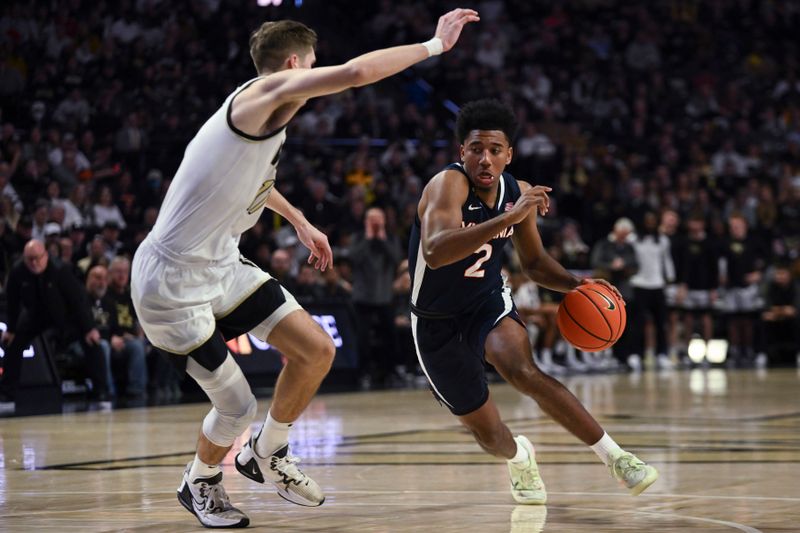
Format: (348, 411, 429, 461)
(150, 77, 285, 262)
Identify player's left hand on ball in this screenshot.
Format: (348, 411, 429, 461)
(298, 223, 333, 271)
(581, 278, 625, 305)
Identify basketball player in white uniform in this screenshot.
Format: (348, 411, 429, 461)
(131, 8, 479, 529)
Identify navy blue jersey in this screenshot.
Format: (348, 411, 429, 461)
(408, 163, 522, 317)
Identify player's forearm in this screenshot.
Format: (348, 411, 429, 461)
(347, 43, 433, 88)
(265, 189, 308, 229)
(524, 253, 580, 293)
(423, 213, 514, 269)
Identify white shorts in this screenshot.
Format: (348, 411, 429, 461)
(131, 237, 301, 354)
(682, 289, 713, 311)
(721, 285, 763, 314)
(664, 284, 679, 308)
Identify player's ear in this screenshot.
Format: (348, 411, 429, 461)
(459, 144, 465, 162)
(506, 146, 513, 164)
(288, 54, 299, 69)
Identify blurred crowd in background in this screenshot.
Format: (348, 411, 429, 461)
(1, 0, 799, 402)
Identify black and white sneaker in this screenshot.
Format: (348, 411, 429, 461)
(236, 436, 325, 507)
(177, 462, 249, 529)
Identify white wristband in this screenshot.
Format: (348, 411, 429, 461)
(422, 37, 443, 57)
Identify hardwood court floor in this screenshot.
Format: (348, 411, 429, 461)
(1, 368, 799, 532)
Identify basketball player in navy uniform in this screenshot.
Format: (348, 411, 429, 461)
(131, 9, 479, 528)
(409, 99, 658, 505)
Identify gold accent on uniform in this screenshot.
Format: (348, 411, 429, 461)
(246, 178, 275, 214)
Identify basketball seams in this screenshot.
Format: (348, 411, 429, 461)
(575, 287, 615, 341)
(560, 299, 611, 346)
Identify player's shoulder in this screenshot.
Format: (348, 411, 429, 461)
(425, 165, 470, 192)
(421, 165, 470, 211)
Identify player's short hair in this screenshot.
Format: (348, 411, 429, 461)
(249, 20, 317, 73)
(456, 99, 518, 144)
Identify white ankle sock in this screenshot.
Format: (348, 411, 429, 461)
(189, 453, 220, 482)
(255, 411, 293, 457)
(590, 432, 623, 466)
(509, 436, 531, 464)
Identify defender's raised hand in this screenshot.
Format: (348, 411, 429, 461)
(435, 8, 480, 52)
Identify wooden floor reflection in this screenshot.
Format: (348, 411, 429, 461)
(2, 368, 799, 532)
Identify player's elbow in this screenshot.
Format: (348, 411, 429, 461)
(422, 245, 444, 270)
(345, 61, 373, 87)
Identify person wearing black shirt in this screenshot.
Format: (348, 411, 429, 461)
(720, 214, 765, 365)
(761, 263, 799, 366)
(678, 216, 719, 346)
(91, 258, 148, 398)
(0, 240, 109, 408)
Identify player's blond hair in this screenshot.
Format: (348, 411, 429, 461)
(249, 20, 317, 74)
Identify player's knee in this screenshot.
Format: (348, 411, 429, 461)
(318, 335, 336, 370)
(202, 393, 257, 447)
(502, 360, 536, 385)
(289, 330, 335, 374)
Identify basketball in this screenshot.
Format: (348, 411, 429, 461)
(557, 282, 626, 352)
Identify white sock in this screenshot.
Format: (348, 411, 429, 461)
(509, 436, 531, 464)
(590, 432, 623, 466)
(255, 410, 293, 457)
(189, 453, 220, 482)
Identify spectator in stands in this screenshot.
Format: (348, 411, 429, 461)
(77, 235, 109, 274)
(630, 211, 676, 370)
(31, 199, 48, 241)
(509, 267, 563, 375)
(293, 263, 324, 304)
(391, 259, 419, 381)
(1, 240, 109, 407)
(678, 216, 719, 351)
(349, 207, 402, 388)
(107, 256, 148, 398)
(720, 214, 766, 366)
(761, 262, 799, 367)
(591, 218, 639, 369)
(320, 265, 352, 301)
(92, 185, 127, 230)
(269, 248, 296, 294)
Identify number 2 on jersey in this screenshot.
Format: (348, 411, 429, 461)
(464, 244, 492, 278)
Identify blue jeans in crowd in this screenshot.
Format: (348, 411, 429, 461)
(100, 337, 148, 397)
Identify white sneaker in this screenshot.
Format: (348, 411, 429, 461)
(755, 353, 768, 369)
(177, 462, 249, 529)
(627, 354, 642, 372)
(507, 436, 547, 504)
(236, 436, 325, 507)
(657, 354, 674, 370)
(609, 451, 659, 496)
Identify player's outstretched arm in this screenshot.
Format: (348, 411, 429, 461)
(512, 181, 581, 293)
(420, 171, 546, 269)
(265, 189, 333, 271)
(239, 9, 478, 122)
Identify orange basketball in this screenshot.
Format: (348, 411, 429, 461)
(557, 282, 626, 352)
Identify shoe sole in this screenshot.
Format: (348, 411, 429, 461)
(235, 450, 325, 507)
(628, 467, 659, 496)
(177, 481, 250, 529)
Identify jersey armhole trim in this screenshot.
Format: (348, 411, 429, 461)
(226, 78, 288, 141)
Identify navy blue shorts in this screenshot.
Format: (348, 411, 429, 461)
(411, 287, 524, 416)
